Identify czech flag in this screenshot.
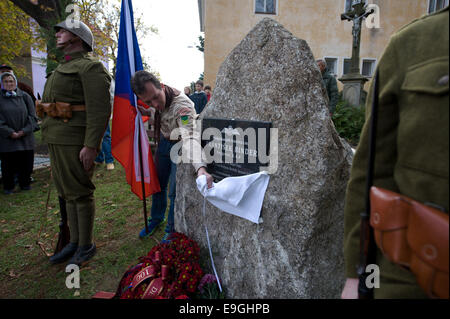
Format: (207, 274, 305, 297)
(111, 0, 160, 200)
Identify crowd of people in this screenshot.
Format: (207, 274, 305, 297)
(0, 19, 214, 267)
(184, 80, 212, 114)
(1, 5, 447, 300)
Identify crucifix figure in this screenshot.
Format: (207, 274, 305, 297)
(341, 0, 375, 75)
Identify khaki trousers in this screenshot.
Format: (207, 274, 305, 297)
(48, 144, 96, 246)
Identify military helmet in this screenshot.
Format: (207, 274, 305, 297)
(54, 20, 94, 52)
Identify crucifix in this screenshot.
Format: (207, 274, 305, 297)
(341, 0, 374, 74)
(341, 0, 375, 75)
(338, 0, 375, 106)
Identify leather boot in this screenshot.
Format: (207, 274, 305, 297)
(67, 243, 96, 266)
(49, 242, 78, 265)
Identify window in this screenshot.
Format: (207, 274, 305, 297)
(362, 59, 376, 77)
(324, 57, 338, 75)
(255, 0, 277, 14)
(343, 58, 352, 75)
(428, 0, 449, 13)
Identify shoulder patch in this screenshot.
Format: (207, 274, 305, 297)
(181, 115, 189, 125)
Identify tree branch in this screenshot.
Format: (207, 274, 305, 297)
(8, 0, 60, 29)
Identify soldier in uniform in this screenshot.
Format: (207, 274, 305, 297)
(341, 7, 448, 298)
(39, 20, 112, 266)
(130, 71, 213, 241)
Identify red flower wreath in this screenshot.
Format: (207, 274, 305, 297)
(116, 233, 204, 299)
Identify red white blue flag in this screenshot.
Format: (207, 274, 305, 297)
(111, 0, 160, 200)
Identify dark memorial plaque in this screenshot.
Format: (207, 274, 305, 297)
(201, 118, 271, 182)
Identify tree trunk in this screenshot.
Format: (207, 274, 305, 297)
(9, 0, 74, 73)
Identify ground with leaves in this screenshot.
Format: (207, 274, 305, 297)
(0, 164, 164, 299)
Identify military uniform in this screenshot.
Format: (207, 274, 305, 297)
(42, 48, 111, 264)
(344, 8, 449, 298)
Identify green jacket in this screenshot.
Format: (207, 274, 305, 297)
(41, 51, 112, 149)
(343, 7, 449, 298)
(321, 68, 339, 113)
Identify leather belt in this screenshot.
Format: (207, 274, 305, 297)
(35, 100, 86, 122)
(71, 105, 86, 111)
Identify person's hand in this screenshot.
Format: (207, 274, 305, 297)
(137, 105, 153, 117)
(10, 131, 24, 139)
(341, 278, 359, 299)
(197, 166, 213, 189)
(79, 146, 97, 171)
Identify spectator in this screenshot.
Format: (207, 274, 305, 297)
(0, 72, 37, 194)
(0, 64, 37, 104)
(184, 86, 191, 97)
(189, 80, 208, 114)
(316, 59, 338, 115)
(204, 85, 212, 102)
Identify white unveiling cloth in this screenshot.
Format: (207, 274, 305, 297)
(196, 171, 270, 224)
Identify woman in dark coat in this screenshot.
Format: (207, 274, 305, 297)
(0, 72, 36, 194)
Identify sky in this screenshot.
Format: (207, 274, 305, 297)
(131, 0, 204, 90)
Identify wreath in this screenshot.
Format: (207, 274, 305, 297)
(116, 232, 204, 299)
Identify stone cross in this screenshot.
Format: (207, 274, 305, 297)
(339, 0, 375, 106)
(341, 0, 375, 75)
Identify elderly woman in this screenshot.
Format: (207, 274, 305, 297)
(0, 72, 36, 194)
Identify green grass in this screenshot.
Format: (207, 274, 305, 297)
(0, 164, 165, 299)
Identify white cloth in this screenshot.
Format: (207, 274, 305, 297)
(196, 171, 270, 224)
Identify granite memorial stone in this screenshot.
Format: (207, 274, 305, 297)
(175, 18, 353, 298)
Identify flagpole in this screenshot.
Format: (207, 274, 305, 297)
(137, 117, 149, 233)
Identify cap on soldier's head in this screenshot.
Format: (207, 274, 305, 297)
(54, 20, 94, 52)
